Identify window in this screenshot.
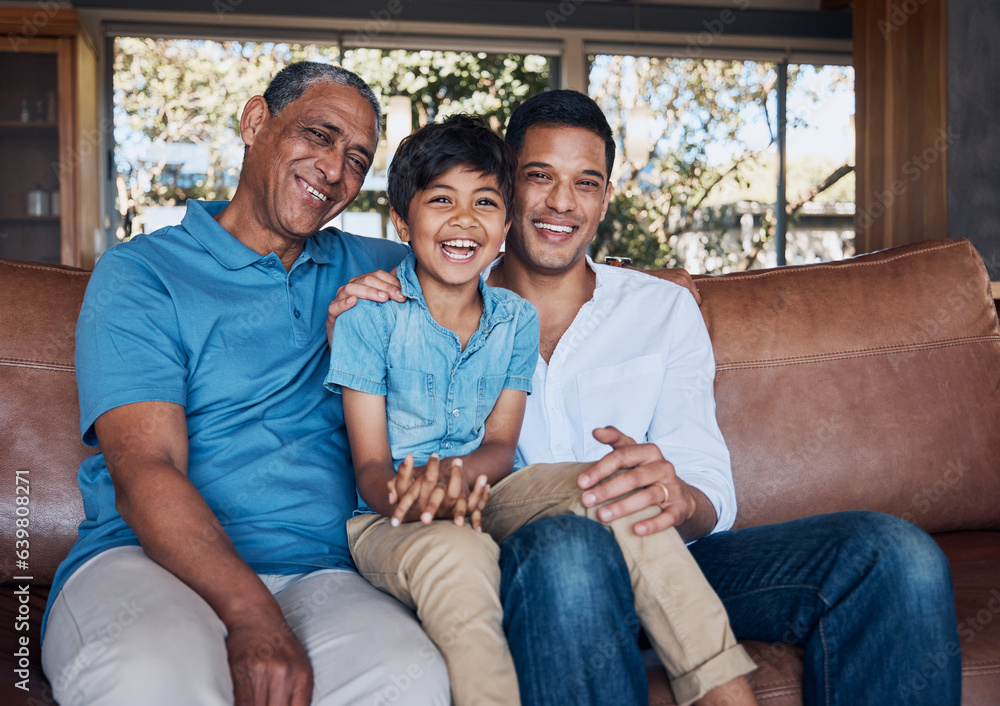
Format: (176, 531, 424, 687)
(588, 53, 855, 273)
(111, 37, 551, 243)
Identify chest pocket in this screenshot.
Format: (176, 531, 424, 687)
(577, 355, 664, 459)
(386, 367, 436, 430)
(474, 374, 507, 432)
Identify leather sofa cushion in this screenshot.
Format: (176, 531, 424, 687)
(687, 239, 1000, 533)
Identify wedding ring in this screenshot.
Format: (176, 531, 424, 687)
(651, 482, 670, 507)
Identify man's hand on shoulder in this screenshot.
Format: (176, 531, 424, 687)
(326, 269, 405, 343)
(577, 426, 716, 542)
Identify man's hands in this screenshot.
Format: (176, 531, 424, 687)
(326, 270, 404, 343)
(388, 454, 490, 530)
(227, 613, 313, 706)
(578, 426, 716, 541)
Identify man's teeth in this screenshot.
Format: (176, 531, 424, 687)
(534, 222, 573, 234)
(441, 239, 478, 260)
(305, 184, 328, 202)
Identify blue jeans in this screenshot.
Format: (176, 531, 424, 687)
(499, 515, 648, 705)
(501, 510, 961, 706)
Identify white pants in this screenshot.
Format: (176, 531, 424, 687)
(42, 546, 450, 706)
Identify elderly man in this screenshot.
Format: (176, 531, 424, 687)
(41, 63, 450, 706)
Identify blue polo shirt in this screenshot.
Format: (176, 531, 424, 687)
(324, 252, 539, 510)
(43, 200, 408, 635)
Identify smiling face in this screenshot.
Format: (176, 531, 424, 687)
(506, 124, 612, 275)
(390, 164, 510, 292)
(238, 80, 377, 247)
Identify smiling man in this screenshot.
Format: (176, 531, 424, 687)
(486, 89, 961, 706)
(40, 63, 449, 706)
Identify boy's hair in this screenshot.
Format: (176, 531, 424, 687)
(388, 115, 518, 224)
(504, 89, 615, 181)
(263, 61, 382, 139)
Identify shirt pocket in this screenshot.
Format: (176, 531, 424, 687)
(475, 374, 507, 432)
(386, 367, 436, 430)
(577, 355, 664, 460)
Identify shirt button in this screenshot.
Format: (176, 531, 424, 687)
(445, 442, 453, 449)
(266, 260, 275, 268)
(452, 409, 460, 417)
(293, 309, 301, 318)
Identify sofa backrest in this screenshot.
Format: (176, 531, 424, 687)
(1, 259, 91, 586)
(3, 238, 999, 587)
(686, 238, 1000, 533)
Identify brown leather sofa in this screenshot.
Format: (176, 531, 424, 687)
(2, 237, 998, 705)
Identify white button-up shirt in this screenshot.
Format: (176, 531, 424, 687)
(512, 258, 737, 535)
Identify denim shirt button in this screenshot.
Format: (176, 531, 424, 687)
(445, 442, 453, 449)
(451, 409, 460, 417)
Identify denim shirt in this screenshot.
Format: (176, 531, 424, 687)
(325, 252, 539, 481)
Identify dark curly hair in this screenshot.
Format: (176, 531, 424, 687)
(388, 115, 518, 224)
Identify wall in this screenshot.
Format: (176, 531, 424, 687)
(947, 0, 1000, 285)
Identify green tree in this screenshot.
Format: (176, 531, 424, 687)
(589, 55, 854, 273)
(112, 38, 550, 238)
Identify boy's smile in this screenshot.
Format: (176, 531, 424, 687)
(391, 165, 511, 294)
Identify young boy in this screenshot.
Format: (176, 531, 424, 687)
(325, 115, 757, 706)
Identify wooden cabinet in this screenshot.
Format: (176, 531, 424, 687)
(0, 8, 99, 268)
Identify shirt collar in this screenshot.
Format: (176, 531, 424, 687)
(398, 251, 511, 328)
(488, 253, 602, 297)
(182, 200, 328, 270)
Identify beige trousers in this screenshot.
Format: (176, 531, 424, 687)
(348, 461, 756, 706)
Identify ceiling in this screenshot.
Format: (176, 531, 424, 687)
(69, 0, 851, 40)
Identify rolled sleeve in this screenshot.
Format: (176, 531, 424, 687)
(649, 294, 737, 534)
(504, 301, 539, 394)
(325, 300, 390, 396)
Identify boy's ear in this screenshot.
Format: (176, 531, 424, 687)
(388, 207, 410, 243)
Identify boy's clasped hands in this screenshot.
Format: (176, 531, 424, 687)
(387, 453, 491, 530)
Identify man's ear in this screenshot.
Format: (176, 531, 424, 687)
(240, 95, 271, 149)
(389, 207, 411, 243)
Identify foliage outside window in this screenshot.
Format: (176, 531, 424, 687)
(112, 37, 550, 240)
(589, 54, 855, 273)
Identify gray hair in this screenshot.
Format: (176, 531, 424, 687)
(263, 61, 382, 140)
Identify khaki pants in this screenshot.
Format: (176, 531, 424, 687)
(43, 546, 450, 706)
(349, 462, 756, 706)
